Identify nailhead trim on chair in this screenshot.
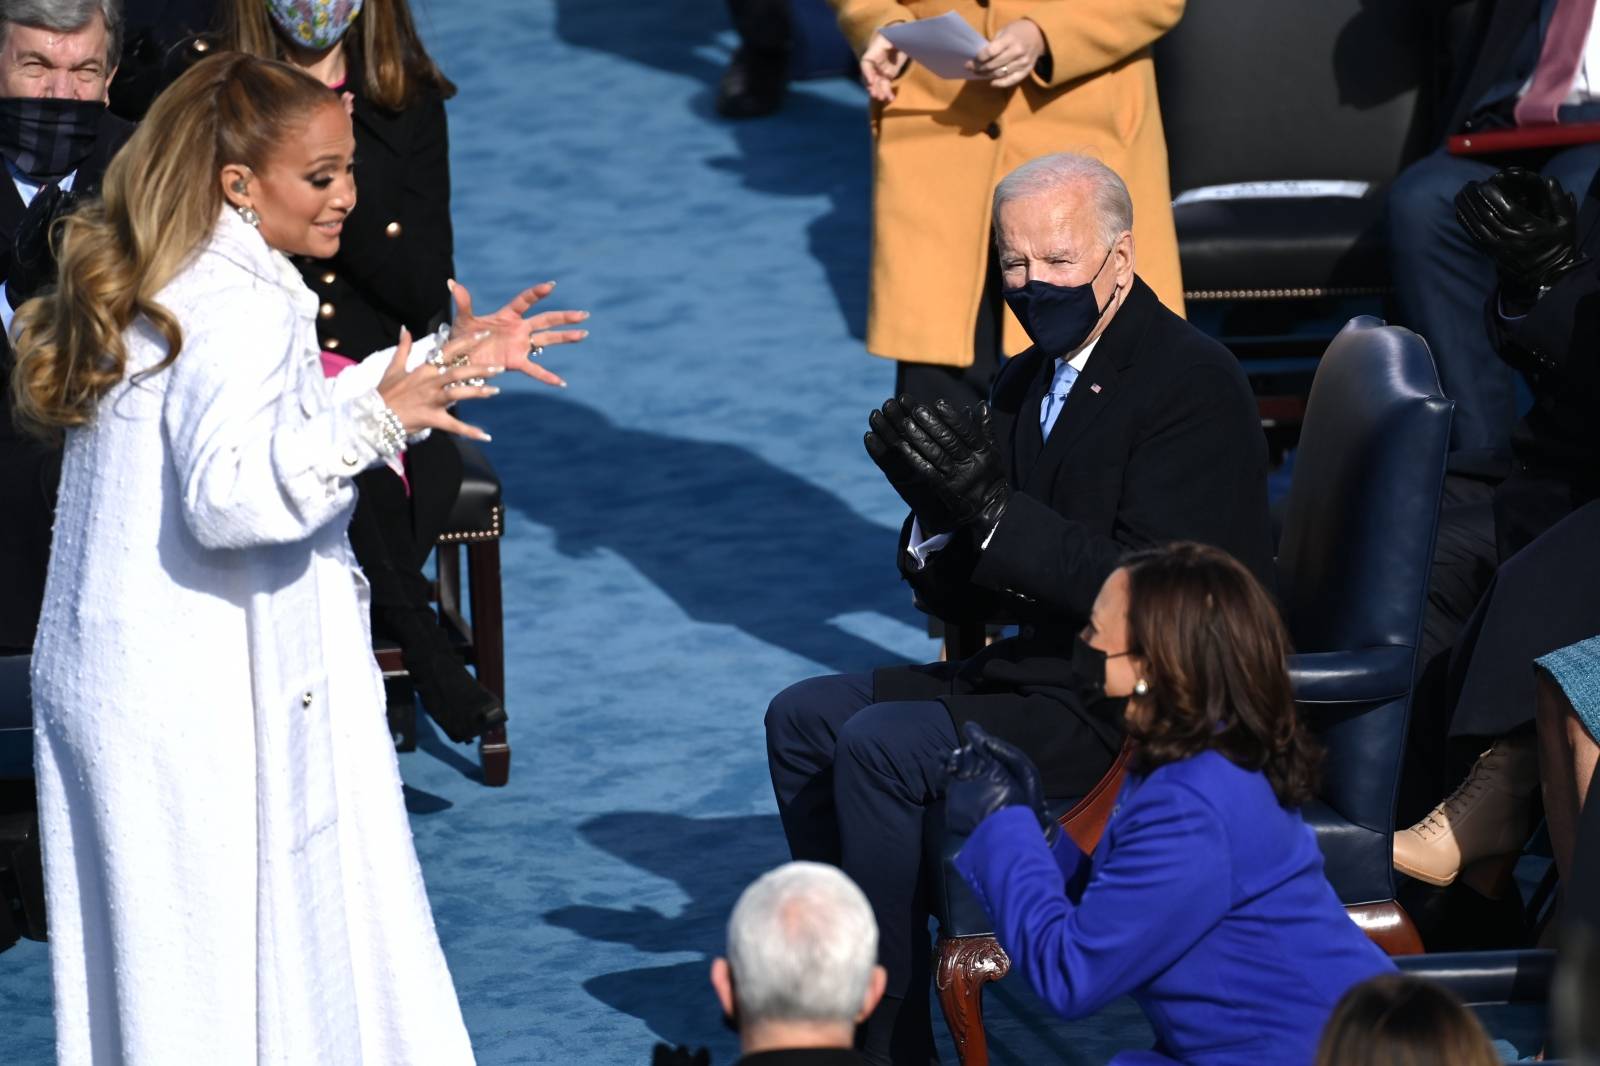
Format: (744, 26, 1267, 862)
(1185, 285, 1393, 301)
(436, 504, 503, 543)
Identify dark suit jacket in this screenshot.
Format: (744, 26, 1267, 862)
(296, 49, 454, 363)
(736, 1049, 867, 1066)
(0, 110, 133, 651)
(1439, 0, 1542, 136)
(1485, 167, 1600, 559)
(874, 278, 1273, 796)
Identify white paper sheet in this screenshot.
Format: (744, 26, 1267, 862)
(880, 11, 988, 81)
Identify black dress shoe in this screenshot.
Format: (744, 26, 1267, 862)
(409, 650, 507, 744)
(375, 606, 508, 744)
(717, 47, 788, 118)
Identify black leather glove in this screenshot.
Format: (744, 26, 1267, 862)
(890, 399, 1009, 544)
(1455, 167, 1583, 301)
(8, 183, 81, 310)
(943, 721, 1058, 844)
(865, 396, 960, 534)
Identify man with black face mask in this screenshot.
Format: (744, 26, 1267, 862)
(764, 153, 1272, 1064)
(0, 0, 132, 653)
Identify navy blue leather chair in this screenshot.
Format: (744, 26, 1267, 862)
(1277, 317, 1453, 953)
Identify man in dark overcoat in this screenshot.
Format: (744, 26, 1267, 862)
(764, 153, 1273, 1064)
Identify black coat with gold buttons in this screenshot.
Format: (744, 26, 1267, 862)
(297, 59, 454, 363)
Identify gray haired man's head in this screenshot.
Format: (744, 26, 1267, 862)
(0, 0, 123, 68)
(993, 152, 1133, 251)
(724, 861, 880, 1027)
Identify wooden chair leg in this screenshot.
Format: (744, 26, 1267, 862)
(1346, 900, 1425, 955)
(467, 540, 510, 787)
(934, 934, 1011, 1066)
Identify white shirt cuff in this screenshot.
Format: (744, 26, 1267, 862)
(905, 516, 953, 571)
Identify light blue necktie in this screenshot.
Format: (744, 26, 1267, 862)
(1039, 360, 1080, 439)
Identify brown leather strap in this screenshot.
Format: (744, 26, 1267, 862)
(1059, 739, 1133, 854)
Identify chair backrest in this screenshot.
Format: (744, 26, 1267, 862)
(1156, 0, 1433, 192)
(0, 655, 32, 781)
(1276, 318, 1452, 654)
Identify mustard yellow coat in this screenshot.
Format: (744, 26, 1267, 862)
(831, 0, 1186, 367)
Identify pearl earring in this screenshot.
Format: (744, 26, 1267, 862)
(1133, 679, 1149, 696)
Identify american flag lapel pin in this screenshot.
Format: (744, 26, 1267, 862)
(1090, 383, 1102, 394)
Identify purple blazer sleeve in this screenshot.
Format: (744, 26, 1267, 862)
(954, 784, 1232, 1019)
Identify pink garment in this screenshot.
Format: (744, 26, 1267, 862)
(318, 350, 409, 494)
(1516, 0, 1600, 126)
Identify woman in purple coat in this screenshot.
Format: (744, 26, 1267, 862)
(946, 542, 1394, 1066)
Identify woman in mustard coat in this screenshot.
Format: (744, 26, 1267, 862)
(831, 0, 1186, 407)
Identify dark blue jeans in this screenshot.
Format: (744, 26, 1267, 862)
(765, 672, 959, 999)
(1387, 143, 1600, 457)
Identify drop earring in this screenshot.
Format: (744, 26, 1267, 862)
(231, 179, 259, 228)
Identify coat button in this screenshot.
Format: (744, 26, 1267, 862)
(320, 271, 336, 285)
(985, 121, 1001, 139)
(324, 337, 340, 350)
(319, 302, 336, 319)
(384, 221, 402, 238)
(302, 692, 313, 706)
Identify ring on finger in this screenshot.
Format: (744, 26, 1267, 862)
(529, 344, 544, 360)
(1000, 64, 1009, 76)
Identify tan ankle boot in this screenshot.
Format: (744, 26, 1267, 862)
(1392, 736, 1540, 887)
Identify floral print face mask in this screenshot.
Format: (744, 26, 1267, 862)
(266, 0, 364, 50)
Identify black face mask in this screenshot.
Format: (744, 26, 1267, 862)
(0, 97, 104, 184)
(1002, 245, 1119, 358)
(1070, 633, 1133, 703)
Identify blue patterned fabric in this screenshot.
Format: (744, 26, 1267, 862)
(1536, 634, 1600, 743)
(1039, 359, 1080, 439)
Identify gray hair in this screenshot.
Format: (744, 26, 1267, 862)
(0, 0, 123, 67)
(726, 862, 879, 1026)
(993, 152, 1134, 251)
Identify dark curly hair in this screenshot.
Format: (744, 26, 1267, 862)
(1119, 542, 1321, 807)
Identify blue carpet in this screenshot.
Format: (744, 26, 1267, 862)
(0, 2, 1549, 1063)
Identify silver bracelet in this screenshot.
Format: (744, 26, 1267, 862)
(370, 405, 408, 459)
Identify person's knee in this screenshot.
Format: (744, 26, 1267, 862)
(765, 675, 846, 750)
(1388, 154, 1472, 242)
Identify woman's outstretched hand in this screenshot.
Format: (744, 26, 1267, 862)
(377, 328, 504, 442)
(447, 278, 589, 388)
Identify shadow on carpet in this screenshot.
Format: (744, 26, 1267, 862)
(546, 812, 790, 1046)
(550, 0, 871, 340)
(484, 393, 920, 676)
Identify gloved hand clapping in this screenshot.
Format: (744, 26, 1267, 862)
(865, 396, 1009, 544)
(943, 721, 1058, 845)
(865, 396, 961, 534)
(1455, 167, 1584, 300)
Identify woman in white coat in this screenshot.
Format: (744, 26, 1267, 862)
(10, 53, 579, 1064)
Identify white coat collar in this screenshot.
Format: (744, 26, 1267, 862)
(202, 206, 318, 318)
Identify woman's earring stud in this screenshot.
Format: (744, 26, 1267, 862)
(1133, 679, 1149, 696)
(235, 204, 260, 228)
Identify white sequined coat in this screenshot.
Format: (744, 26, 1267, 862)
(30, 209, 475, 1065)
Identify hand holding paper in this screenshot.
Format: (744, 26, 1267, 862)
(880, 12, 988, 81)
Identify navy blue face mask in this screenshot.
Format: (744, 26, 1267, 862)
(1002, 245, 1119, 357)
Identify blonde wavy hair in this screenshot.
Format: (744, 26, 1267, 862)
(10, 52, 337, 435)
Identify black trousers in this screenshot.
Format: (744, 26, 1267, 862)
(765, 673, 958, 1000)
(345, 432, 462, 622)
(725, 0, 790, 55)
